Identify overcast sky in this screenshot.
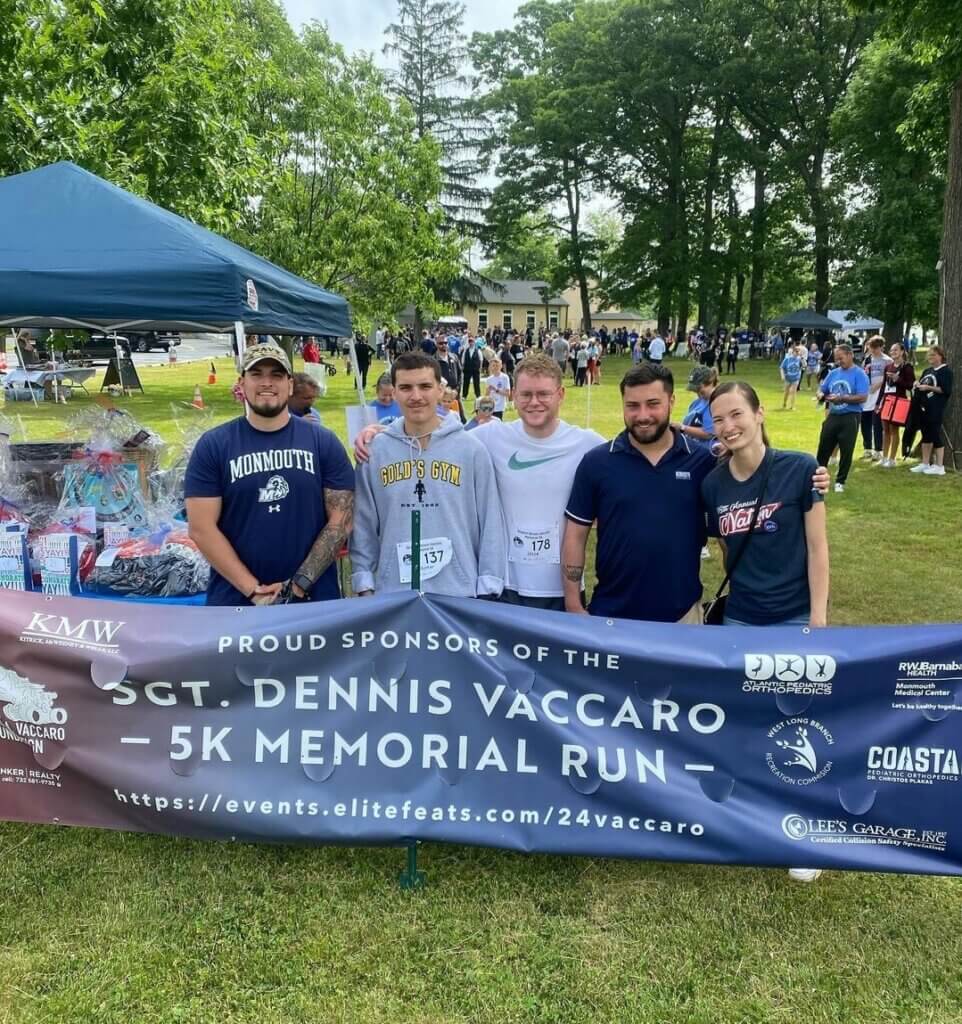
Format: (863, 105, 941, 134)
(279, 0, 523, 57)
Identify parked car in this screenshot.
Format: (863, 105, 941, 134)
(128, 331, 181, 353)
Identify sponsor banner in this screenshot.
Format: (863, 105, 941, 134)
(1, 590, 962, 874)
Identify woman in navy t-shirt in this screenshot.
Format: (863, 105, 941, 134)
(701, 381, 829, 628)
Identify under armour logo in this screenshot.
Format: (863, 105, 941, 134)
(268, 504, 281, 513)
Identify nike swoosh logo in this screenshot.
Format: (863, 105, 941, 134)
(507, 452, 565, 470)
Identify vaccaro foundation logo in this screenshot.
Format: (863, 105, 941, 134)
(0, 666, 68, 755)
(19, 610, 125, 652)
(766, 717, 835, 785)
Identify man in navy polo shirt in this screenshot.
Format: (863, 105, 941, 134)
(562, 362, 828, 623)
(562, 362, 714, 623)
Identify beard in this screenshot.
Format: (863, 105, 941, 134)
(627, 415, 671, 445)
(247, 397, 287, 418)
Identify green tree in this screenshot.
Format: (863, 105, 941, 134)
(238, 24, 461, 326)
(831, 39, 944, 342)
(852, 0, 962, 451)
(480, 211, 562, 280)
(474, 0, 611, 332)
(708, 0, 876, 313)
(3, 0, 276, 232)
(384, 0, 488, 234)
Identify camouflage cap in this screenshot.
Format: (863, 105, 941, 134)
(242, 342, 292, 376)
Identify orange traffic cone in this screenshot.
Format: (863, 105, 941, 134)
(191, 384, 204, 410)
(207, 361, 217, 385)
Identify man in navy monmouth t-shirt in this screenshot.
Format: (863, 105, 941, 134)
(185, 343, 355, 606)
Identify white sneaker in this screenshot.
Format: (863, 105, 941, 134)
(910, 463, 929, 473)
(860, 450, 873, 460)
(880, 458, 894, 468)
(700, 546, 711, 560)
(924, 464, 946, 476)
(788, 868, 823, 883)
(833, 482, 845, 493)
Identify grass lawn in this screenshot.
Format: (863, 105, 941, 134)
(2, 352, 962, 1023)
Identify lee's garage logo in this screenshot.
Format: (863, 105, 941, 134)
(19, 611, 124, 653)
(0, 666, 68, 755)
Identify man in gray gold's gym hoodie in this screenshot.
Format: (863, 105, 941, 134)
(350, 413, 507, 597)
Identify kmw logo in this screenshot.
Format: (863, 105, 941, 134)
(21, 611, 125, 651)
(744, 654, 836, 683)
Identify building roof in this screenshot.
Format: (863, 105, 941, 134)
(472, 280, 568, 307)
(591, 309, 647, 322)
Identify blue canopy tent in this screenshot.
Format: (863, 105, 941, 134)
(0, 162, 352, 337)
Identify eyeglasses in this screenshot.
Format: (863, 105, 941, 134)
(515, 388, 561, 404)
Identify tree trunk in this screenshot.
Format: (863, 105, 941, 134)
(697, 107, 726, 329)
(734, 272, 745, 327)
(941, 75, 962, 467)
(747, 161, 767, 330)
(807, 150, 831, 314)
(717, 186, 737, 328)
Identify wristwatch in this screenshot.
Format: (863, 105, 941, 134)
(292, 572, 314, 595)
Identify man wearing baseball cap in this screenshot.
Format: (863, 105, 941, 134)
(185, 342, 355, 606)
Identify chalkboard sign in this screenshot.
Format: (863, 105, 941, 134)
(101, 353, 144, 393)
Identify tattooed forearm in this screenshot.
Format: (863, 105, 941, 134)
(563, 563, 584, 582)
(295, 489, 354, 584)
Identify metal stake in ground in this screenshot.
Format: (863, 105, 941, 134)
(398, 507, 426, 889)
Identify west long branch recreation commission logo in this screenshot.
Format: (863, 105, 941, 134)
(766, 717, 834, 785)
(743, 653, 837, 696)
(0, 666, 68, 755)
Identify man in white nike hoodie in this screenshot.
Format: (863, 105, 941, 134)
(350, 352, 507, 598)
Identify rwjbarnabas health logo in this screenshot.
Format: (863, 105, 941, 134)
(0, 665, 68, 755)
(766, 717, 835, 785)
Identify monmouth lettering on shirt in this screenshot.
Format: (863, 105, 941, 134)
(229, 448, 317, 483)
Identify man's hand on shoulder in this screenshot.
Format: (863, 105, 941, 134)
(354, 424, 385, 464)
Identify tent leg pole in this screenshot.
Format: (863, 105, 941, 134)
(233, 321, 245, 374)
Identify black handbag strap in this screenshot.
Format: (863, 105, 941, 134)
(709, 450, 775, 604)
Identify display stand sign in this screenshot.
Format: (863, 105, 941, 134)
(101, 355, 144, 394)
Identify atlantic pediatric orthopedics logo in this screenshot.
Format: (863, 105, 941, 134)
(743, 653, 837, 696)
(766, 717, 835, 785)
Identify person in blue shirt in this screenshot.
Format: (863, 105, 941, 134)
(369, 373, 402, 424)
(704, 379, 830, 885)
(703, 381, 828, 627)
(677, 365, 718, 442)
(779, 344, 804, 409)
(288, 372, 323, 425)
(185, 343, 355, 606)
(815, 343, 870, 493)
(561, 362, 831, 625)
